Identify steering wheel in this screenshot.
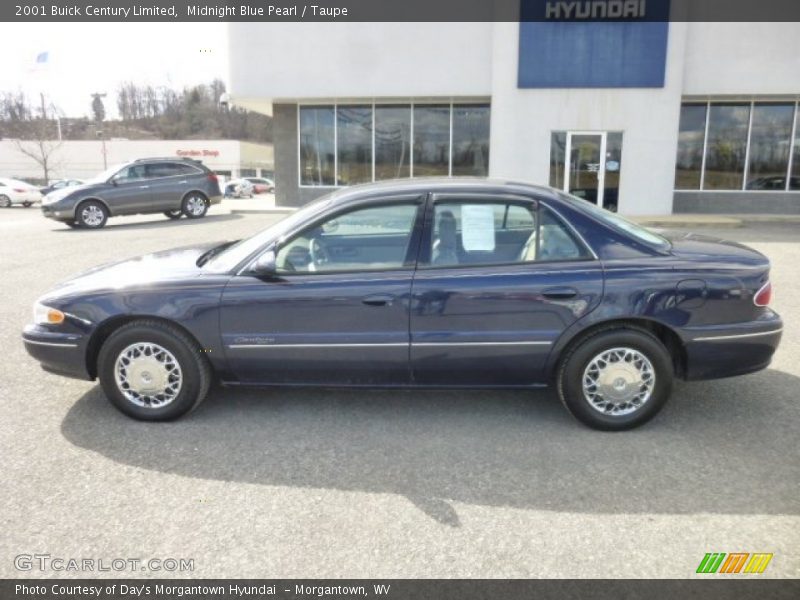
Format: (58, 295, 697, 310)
(309, 237, 330, 268)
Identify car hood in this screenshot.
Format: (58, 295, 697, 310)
(40, 242, 225, 301)
(664, 232, 768, 267)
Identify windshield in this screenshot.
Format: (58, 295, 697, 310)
(559, 192, 670, 250)
(88, 163, 128, 183)
(202, 194, 335, 273)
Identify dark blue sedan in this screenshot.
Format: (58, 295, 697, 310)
(22, 179, 783, 430)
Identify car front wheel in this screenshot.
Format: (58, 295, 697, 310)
(557, 327, 673, 431)
(182, 193, 208, 219)
(77, 200, 108, 228)
(97, 320, 211, 421)
(0, 195, 11, 207)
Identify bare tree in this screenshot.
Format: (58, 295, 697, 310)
(14, 114, 62, 184)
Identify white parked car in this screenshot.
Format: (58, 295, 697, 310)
(0, 178, 43, 208)
(223, 178, 255, 198)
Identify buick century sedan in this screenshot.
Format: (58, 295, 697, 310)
(22, 179, 782, 430)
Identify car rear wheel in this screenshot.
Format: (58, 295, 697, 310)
(22, 201, 32, 208)
(557, 327, 673, 431)
(97, 320, 211, 421)
(77, 200, 108, 229)
(182, 193, 208, 219)
(0, 195, 11, 208)
(164, 209, 182, 220)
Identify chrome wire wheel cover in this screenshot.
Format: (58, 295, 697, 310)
(81, 205, 104, 226)
(114, 342, 182, 408)
(582, 347, 655, 416)
(185, 196, 206, 215)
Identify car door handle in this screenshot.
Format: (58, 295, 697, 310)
(542, 287, 578, 300)
(362, 294, 394, 306)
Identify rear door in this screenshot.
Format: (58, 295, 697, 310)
(145, 162, 200, 210)
(409, 193, 604, 386)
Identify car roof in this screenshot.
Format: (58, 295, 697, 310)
(0, 177, 32, 186)
(132, 157, 204, 164)
(326, 177, 560, 206)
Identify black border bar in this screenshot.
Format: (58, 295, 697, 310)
(4, 0, 800, 22)
(2, 579, 800, 600)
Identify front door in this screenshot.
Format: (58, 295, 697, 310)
(565, 132, 606, 208)
(219, 198, 425, 385)
(105, 163, 154, 214)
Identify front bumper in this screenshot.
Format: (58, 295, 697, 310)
(679, 309, 783, 380)
(22, 324, 92, 380)
(41, 204, 75, 221)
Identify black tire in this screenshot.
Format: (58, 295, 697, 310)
(97, 320, 212, 421)
(181, 193, 208, 219)
(65, 221, 81, 229)
(557, 326, 673, 431)
(164, 209, 182, 220)
(76, 200, 108, 229)
(22, 201, 32, 208)
(0, 195, 11, 208)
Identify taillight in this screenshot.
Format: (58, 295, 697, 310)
(754, 281, 772, 307)
(13, 188, 26, 193)
(207, 174, 218, 183)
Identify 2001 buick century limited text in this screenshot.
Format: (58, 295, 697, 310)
(22, 179, 783, 430)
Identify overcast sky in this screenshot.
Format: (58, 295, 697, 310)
(0, 23, 229, 118)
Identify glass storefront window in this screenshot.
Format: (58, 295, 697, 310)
(674, 104, 707, 190)
(375, 105, 411, 180)
(746, 103, 794, 190)
(299, 106, 335, 186)
(336, 105, 372, 186)
(604, 132, 623, 211)
(300, 103, 490, 186)
(674, 101, 800, 192)
(704, 103, 751, 191)
(451, 105, 491, 176)
(792, 108, 800, 191)
(549, 132, 566, 190)
(412, 105, 450, 177)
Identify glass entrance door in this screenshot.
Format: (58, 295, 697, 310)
(565, 132, 606, 207)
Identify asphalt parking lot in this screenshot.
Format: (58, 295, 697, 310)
(0, 204, 798, 578)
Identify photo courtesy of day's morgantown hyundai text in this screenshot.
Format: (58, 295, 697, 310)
(22, 179, 782, 430)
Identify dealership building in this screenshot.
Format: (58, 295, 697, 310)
(227, 9, 800, 215)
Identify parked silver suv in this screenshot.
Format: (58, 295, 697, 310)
(41, 158, 222, 229)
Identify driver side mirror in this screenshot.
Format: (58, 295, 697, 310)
(251, 250, 277, 277)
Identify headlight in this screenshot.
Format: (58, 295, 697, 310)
(33, 302, 65, 325)
(42, 190, 69, 205)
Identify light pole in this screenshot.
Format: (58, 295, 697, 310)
(96, 130, 107, 170)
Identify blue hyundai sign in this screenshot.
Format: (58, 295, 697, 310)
(518, 0, 670, 88)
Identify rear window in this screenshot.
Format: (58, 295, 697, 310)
(559, 192, 670, 250)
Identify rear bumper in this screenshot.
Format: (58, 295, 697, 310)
(679, 309, 783, 381)
(209, 193, 222, 206)
(22, 324, 92, 381)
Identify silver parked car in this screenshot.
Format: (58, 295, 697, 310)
(40, 158, 222, 229)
